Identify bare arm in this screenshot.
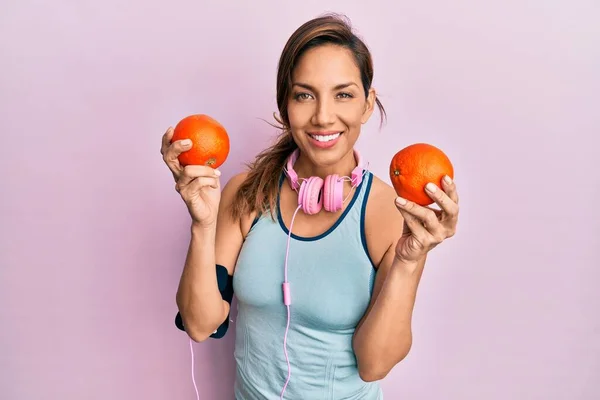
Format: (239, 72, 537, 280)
(352, 250, 426, 381)
(175, 172, 248, 342)
(352, 176, 459, 381)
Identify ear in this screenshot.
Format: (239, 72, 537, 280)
(361, 88, 376, 124)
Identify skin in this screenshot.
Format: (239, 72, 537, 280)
(160, 44, 459, 383)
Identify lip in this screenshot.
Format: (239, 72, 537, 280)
(307, 131, 343, 149)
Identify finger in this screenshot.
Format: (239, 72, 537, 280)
(395, 196, 443, 236)
(425, 182, 459, 218)
(397, 207, 428, 238)
(163, 138, 192, 162)
(441, 175, 459, 205)
(160, 127, 174, 155)
(178, 165, 221, 187)
(179, 176, 220, 195)
(163, 141, 193, 178)
(425, 207, 443, 218)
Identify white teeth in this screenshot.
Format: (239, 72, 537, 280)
(310, 133, 341, 142)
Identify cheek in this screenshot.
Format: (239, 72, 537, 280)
(287, 104, 308, 128)
(338, 104, 366, 127)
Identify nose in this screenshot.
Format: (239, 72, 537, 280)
(311, 98, 335, 127)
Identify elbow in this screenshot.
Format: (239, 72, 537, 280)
(176, 308, 220, 343)
(358, 341, 413, 382)
(186, 327, 212, 343)
(175, 296, 223, 343)
(183, 321, 221, 343)
(179, 310, 223, 342)
(359, 367, 389, 383)
(177, 316, 212, 343)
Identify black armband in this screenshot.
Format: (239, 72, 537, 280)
(175, 264, 234, 339)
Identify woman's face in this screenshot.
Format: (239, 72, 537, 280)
(287, 44, 375, 172)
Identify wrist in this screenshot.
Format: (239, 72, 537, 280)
(191, 221, 217, 236)
(392, 256, 424, 276)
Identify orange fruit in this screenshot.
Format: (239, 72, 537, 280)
(171, 114, 230, 168)
(389, 143, 454, 206)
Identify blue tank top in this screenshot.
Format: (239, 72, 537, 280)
(232, 171, 383, 399)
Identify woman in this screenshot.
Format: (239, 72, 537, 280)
(160, 13, 459, 400)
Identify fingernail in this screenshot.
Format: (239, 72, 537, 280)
(181, 139, 192, 146)
(443, 175, 453, 185)
(214, 169, 221, 176)
(396, 197, 407, 206)
(426, 183, 437, 192)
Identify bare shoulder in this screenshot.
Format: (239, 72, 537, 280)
(221, 171, 250, 199)
(364, 174, 404, 268)
(218, 170, 251, 217)
(214, 170, 253, 274)
(218, 170, 256, 237)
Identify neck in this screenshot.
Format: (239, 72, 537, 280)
(294, 150, 359, 182)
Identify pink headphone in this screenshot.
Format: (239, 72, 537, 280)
(284, 148, 366, 215)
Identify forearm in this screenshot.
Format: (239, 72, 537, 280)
(176, 223, 229, 340)
(353, 257, 426, 380)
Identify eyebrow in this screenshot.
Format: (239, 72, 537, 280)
(292, 82, 358, 91)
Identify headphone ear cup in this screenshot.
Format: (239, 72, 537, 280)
(323, 174, 343, 212)
(298, 176, 323, 215)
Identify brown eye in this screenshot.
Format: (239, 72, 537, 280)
(294, 92, 312, 101)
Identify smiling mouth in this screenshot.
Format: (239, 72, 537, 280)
(308, 132, 342, 143)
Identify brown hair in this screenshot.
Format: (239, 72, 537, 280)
(231, 13, 386, 220)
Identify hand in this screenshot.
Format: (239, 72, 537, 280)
(393, 176, 459, 264)
(160, 126, 222, 227)
(161, 126, 191, 182)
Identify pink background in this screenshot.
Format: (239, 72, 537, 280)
(1, 1, 599, 399)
